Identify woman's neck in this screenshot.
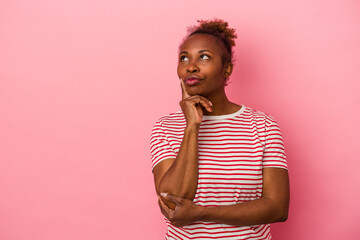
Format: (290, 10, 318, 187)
(203, 90, 241, 116)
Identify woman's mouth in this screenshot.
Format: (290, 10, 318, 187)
(184, 76, 201, 86)
(185, 78, 200, 86)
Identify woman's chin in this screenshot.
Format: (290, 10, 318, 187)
(188, 91, 205, 97)
(186, 87, 205, 96)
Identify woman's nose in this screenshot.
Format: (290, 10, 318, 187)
(186, 62, 199, 73)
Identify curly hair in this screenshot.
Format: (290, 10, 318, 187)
(179, 18, 237, 65)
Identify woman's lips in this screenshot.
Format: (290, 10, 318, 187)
(184, 77, 201, 86)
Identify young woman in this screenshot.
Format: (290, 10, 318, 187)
(150, 19, 289, 240)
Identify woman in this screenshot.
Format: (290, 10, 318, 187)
(150, 19, 289, 239)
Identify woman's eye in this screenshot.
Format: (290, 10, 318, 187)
(200, 54, 210, 60)
(180, 56, 188, 61)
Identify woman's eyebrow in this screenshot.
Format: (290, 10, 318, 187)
(199, 50, 214, 54)
(179, 50, 214, 55)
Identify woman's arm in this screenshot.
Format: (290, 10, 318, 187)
(153, 79, 212, 210)
(153, 124, 200, 209)
(159, 167, 289, 227)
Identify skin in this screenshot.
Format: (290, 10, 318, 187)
(153, 33, 290, 227)
(177, 33, 239, 116)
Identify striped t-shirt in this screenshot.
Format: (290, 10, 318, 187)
(150, 105, 287, 240)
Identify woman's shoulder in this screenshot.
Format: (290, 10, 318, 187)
(243, 105, 277, 123)
(153, 110, 185, 126)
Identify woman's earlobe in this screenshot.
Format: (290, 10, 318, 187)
(224, 63, 233, 78)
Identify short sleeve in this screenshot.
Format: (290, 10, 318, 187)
(262, 118, 288, 170)
(150, 120, 177, 172)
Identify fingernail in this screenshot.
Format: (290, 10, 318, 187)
(209, 101, 213, 106)
(160, 192, 168, 198)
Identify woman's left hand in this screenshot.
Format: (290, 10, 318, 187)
(158, 193, 202, 227)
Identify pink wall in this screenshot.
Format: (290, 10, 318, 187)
(1, 0, 359, 239)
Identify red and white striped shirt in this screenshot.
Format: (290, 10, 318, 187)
(150, 105, 287, 240)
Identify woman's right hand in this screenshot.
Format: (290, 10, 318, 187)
(179, 78, 212, 128)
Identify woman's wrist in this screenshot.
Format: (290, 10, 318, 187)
(194, 205, 208, 222)
(185, 124, 200, 133)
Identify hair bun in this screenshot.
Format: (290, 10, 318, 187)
(190, 19, 237, 48)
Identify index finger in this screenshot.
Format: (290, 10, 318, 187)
(158, 196, 173, 217)
(158, 196, 170, 211)
(180, 78, 190, 100)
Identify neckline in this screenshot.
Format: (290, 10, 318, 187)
(202, 105, 245, 120)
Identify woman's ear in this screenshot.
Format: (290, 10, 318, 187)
(223, 63, 233, 78)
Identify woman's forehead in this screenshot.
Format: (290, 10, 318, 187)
(180, 33, 223, 53)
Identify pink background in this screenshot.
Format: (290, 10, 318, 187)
(1, 0, 359, 239)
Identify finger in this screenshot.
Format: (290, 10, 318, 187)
(199, 98, 213, 112)
(161, 192, 183, 205)
(160, 205, 169, 219)
(159, 197, 171, 211)
(180, 78, 190, 100)
(187, 95, 212, 107)
(159, 196, 176, 220)
(186, 96, 213, 112)
(159, 197, 172, 212)
(158, 197, 171, 218)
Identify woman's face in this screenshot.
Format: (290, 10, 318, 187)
(177, 33, 232, 98)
